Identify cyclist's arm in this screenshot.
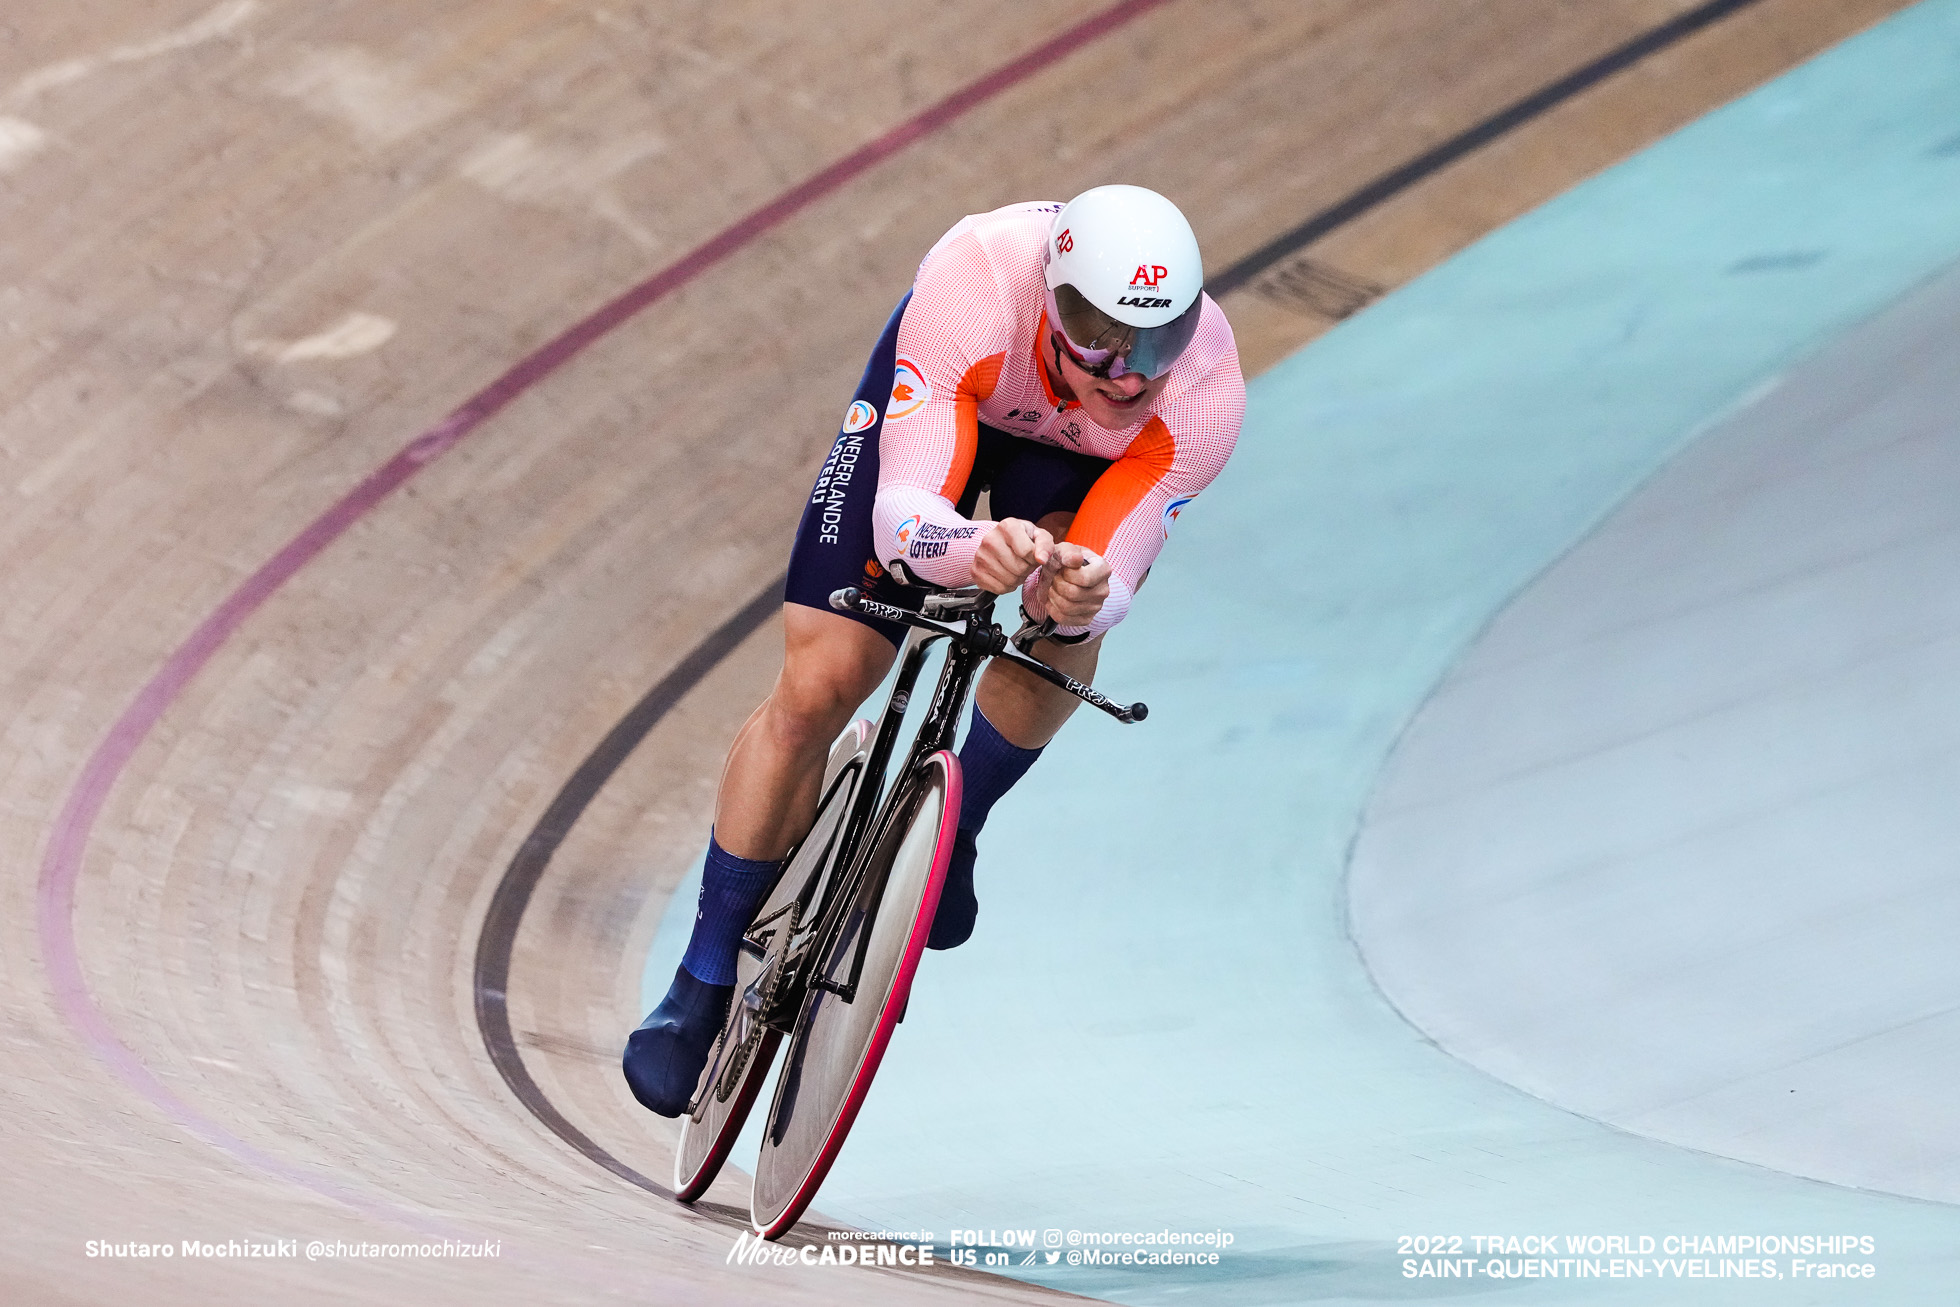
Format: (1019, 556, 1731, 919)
(871, 232, 1011, 587)
(1030, 325, 1245, 637)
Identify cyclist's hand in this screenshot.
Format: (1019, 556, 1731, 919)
(972, 517, 1053, 593)
(1036, 542, 1111, 627)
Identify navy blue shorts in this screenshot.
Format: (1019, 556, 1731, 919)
(784, 292, 1114, 646)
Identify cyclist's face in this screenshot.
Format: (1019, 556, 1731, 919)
(1047, 330, 1170, 427)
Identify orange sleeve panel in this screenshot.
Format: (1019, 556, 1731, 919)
(1066, 416, 1176, 556)
(938, 352, 1004, 501)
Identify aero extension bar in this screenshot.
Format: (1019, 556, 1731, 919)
(828, 587, 1147, 725)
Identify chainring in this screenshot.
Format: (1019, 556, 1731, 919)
(701, 907, 797, 1110)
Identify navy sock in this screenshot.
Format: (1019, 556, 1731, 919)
(678, 833, 781, 986)
(956, 705, 1044, 834)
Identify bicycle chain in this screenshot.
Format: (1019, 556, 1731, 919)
(706, 910, 797, 1107)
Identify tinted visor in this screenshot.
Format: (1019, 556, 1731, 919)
(1046, 282, 1202, 381)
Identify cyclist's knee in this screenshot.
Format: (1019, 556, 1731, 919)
(768, 668, 858, 745)
(1039, 629, 1101, 676)
(768, 607, 892, 746)
(1036, 510, 1075, 538)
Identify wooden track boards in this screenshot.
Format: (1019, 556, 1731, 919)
(0, 1, 1910, 1301)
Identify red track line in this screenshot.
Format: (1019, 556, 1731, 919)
(33, 0, 1174, 1230)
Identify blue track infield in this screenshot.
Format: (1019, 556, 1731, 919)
(646, 3, 1960, 1298)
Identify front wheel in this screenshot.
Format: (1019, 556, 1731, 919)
(749, 751, 960, 1238)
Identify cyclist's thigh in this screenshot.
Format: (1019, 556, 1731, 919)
(778, 603, 897, 721)
(784, 291, 923, 649)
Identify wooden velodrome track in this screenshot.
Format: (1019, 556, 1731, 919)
(1, 1, 1908, 1302)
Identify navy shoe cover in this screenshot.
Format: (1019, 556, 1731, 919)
(622, 964, 733, 1117)
(926, 827, 980, 951)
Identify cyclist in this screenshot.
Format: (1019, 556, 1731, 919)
(625, 185, 1245, 1117)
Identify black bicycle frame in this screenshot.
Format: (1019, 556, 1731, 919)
(782, 586, 1146, 1010)
(802, 626, 976, 1004)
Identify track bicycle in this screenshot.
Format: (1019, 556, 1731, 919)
(671, 583, 1146, 1238)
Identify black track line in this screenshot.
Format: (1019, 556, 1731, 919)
(472, 578, 784, 1198)
(472, 0, 1769, 1198)
(1206, 0, 1768, 296)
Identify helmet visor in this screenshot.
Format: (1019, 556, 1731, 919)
(1046, 282, 1201, 381)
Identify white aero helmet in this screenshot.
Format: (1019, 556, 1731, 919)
(1043, 184, 1204, 380)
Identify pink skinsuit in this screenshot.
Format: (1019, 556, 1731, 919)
(872, 202, 1246, 637)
